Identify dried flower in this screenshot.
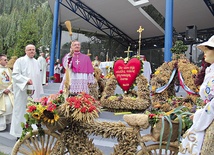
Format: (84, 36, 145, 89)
(191, 69, 198, 75)
(65, 92, 101, 123)
(154, 70, 160, 75)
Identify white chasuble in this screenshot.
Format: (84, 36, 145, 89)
(10, 55, 44, 137)
(0, 65, 13, 131)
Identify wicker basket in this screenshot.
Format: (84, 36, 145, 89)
(201, 120, 214, 155)
(43, 117, 69, 132)
(151, 119, 179, 142)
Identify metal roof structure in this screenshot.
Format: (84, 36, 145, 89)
(48, 0, 214, 49)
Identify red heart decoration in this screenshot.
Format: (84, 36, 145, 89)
(114, 58, 141, 92)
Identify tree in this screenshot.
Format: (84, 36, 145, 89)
(15, 13, 41, 57)
(0, 14, 11, 54)
(0, 0, 52, 58)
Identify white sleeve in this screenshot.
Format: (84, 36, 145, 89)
(12, 59, 29, 91)
(63, 54, 72, 69)
(193, 79, 214, 132)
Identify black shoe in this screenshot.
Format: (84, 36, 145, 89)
(16, 137, 20, 141)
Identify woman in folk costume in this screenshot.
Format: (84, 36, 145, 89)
(178, 35, 214, 155)
(0, 54, 14, 131)
(60, 40, 95, 94)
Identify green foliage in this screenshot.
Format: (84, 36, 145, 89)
(15, 13, 41, 57)
(0, 14, 11, 54)
(171, 40, 188, 54)
(0, 0, 52, 58)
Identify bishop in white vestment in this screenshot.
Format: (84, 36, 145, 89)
(0, 55, 14, 131)
(10, 45, 44, 138)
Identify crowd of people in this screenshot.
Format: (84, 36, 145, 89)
(0, 41, 95, 140)
(0, 36, 214, 154)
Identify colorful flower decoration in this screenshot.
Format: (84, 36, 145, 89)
(20, 90, 65, 140)
(21, 91, 101, 140)
(145, 106, 193, 131)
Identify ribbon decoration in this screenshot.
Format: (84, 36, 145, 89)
(178, 71, 198, 95)
(155, 68, 177, 93)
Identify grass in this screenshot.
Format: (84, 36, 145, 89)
(0, 152, 8, 155)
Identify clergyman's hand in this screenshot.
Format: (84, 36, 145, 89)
(27, 79, 33, 85)
(70, 48, 74, 56)
(190, 114, 194, 120)
(3, 89, 10, 95)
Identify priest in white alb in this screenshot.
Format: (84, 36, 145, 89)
(10, 44, 44, 139)
(37, 51, 47, 85)
(0, 54, 14, 131)
(141, 55, 152, 83)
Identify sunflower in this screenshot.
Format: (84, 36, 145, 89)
(43, 110, 60, 124)
(32, 112, 42, 120)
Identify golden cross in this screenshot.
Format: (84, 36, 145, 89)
(106, 52, 109, 61)
(87, 49, 91, 56)
(124, 46, 133, 58)
(137, 26, 144, 56)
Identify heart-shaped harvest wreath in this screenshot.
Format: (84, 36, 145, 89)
(113, 57, 141, 92)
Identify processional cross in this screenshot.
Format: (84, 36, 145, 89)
(87, 49, 91, 56)
(137, 26, 144, 56)
(124, 46, 133, 58)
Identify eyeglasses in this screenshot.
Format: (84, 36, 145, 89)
(0, 59, 7, 61)
(0, 58, 8, 61)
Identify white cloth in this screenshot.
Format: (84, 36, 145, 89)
(60, 54, 94, 94)
(99, 61, 114, 75)
(92, 60, 101, 68)
(143, 61, 152, 83)
(178, 63, 214, 155)
(0, 65, 13, 131)
(37, 56, 47, 85)
(10, 55, 44, 137)
(46, 57, 50, 72)
(54, 64, 63, 78)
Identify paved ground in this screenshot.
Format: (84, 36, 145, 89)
(0, 83, 186, 155)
